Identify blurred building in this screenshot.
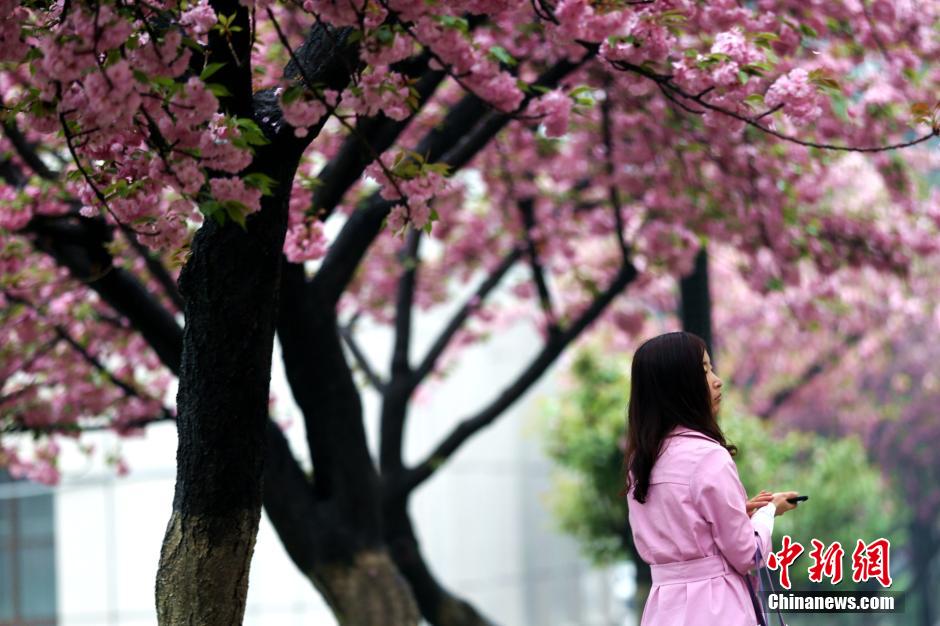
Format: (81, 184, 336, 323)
(1, 301, 632, 626)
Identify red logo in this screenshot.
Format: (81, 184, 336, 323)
(851, 538, 892, 587)
(764, 536, 893, 588)
(766, 535, 804, 589)
(807, 539, 845, 584)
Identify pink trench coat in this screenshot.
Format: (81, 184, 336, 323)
(627, 425, 772, 626)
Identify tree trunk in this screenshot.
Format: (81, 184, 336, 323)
(910, 519, 935, 626)
(385, 498, 496, 626)
(679, 248, 713, 355)
(152, 19, 359, 623)
(156, 509, 260, 625)
(155, 176, 290, 623)
(308, 548, 421, 625)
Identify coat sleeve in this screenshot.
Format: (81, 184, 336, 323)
(690, 447, 773, 576)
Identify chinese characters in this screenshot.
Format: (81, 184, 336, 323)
(765, 536, 892, 589)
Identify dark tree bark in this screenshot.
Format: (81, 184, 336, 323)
(385, 498, 497, 626)
(679, 248, 713, 355)
(276, 261, 422, 625)
(154, 156, 293, 625)
(909, 518, 936, 626)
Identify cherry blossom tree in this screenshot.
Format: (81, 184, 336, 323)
(2, 1, 940, 624)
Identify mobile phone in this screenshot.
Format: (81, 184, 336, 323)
(787, 495, 809, 504)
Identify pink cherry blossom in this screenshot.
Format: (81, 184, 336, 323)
(765, 68, 823, 125)
(529, 90, 572, 138)
(210, 177, 263, 214)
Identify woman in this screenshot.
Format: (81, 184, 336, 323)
(623, 331, 800, 625)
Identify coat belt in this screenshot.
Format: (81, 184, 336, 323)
(650, 554, 734, 585)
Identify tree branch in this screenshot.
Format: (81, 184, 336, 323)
(261, 418, 323, 574)
(379, 228, 420, 474)
(601, 89, 630, 263)
(309, 54, 446, 219)
(3, 413, 175, 435)
(276, 262, 382, 535)
(759, 332, 862, 420)
(314, 54, 590, 306)
(206, 0, 253, 118)
(611, 58, 938, 153)
(4, 114, 183, 312)
(517, 197, 558, 336)
(338, 315, 387, 392)
(116, 223, 184, 312)
(410, 246, 523, 387)
(398, 259, 638, 495)
(25, 213, 184, 372)
(2, 120, 56, 180)
(391, 229, 420, 377)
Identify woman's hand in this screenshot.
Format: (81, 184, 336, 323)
(746, 490, 773, 517)
(772, 491, 801, 516)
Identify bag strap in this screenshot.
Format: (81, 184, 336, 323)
(751, 534, 787, 626)
(745, 556, 768, 626)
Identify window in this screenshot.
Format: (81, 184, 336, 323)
(0, 471, 57, 626)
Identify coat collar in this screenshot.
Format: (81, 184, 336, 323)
(667, 425, 720, 443)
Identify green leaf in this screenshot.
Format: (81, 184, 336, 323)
(746, 60, 774, 72)
(181, 36, 204, 51)
(207, 83, 233, 98)
(753, 31, 780, 43)
(607, 34, 638, 47)
(199, 200, 225, 225)
(150, 75, 177, 88)
(799, 22, 819, 38)
(235, 118, 270, 146)
(488, 45, 517, 67)
(433, 15, 469, 34)
(744, 93, 765, 109)
(280, 84, 305, 105)
(808, 69, 841, 94)
(658, 9, 687, 24)
(104, 49, 121, 67)
(243, 172, 278, 195)
(375, 24, 395, 44)
(223, 201, 248, 229)
(200, 62, 226, 81)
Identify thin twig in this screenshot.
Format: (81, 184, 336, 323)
(338, 317, 387, 392)
(614, 59, 938, 153)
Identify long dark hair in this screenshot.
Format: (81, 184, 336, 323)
(621, 331, 736, 503)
